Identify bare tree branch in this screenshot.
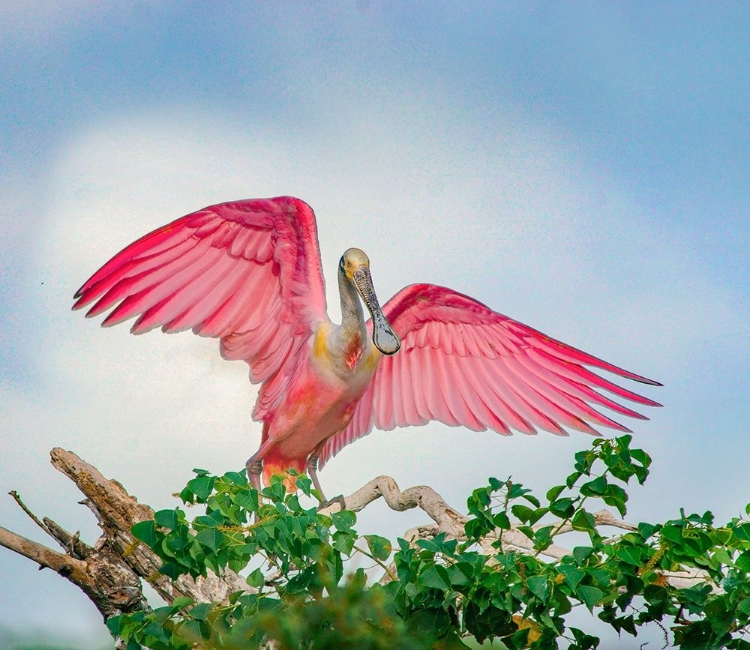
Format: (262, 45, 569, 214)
(321, 475, 466, 538)
(0, 522, 145, 623)
(48, 448, 248, 604)
(0, 524, 87, 578)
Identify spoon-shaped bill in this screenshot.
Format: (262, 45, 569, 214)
(352, 266, 401, 355)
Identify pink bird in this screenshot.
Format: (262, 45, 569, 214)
(74, 196, 661, 497)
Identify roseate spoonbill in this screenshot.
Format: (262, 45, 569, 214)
(74, 196, 661, 496)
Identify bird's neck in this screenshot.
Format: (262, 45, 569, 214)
(336, 269, 368, 370)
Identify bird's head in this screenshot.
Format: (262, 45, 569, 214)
(340, 248, 401, 355)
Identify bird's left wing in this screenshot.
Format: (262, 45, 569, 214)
(319, 283, 661, 467)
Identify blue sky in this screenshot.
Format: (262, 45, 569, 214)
(1, 3, 748, 647)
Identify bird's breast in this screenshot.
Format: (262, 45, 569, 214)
(312, 322, 380, 380)
(267, 326, 380, 459)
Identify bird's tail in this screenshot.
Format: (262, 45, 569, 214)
(262, 449, 307, 492)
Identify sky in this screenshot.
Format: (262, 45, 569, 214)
(0, 2, 748, 648)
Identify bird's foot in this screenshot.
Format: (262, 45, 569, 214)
(246, 456, 263, 492)
(317, 494, 347, 512)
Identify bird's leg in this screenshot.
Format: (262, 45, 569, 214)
(307, 447, 347, 511)
(306, 451, 326, 500)
(244, 455, 264, 523)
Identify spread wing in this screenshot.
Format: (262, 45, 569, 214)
(74, 196, 328, 415)
(319, 283, 661, 466)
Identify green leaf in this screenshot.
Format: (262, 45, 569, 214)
(143, 621, 170, 644)
(558, 564, 585, 590)
(661, 524, 684, 544)
(533, 525, 555, 551)
(331, 509, 356, 531)
(194, 513, 222, 529)
(295, 474, 312, 496)
(571, 510, 597, 533)
(546, 485, 566, 502)
(507, 482, 533, 500)
(223, 470, 246, 485)
(566, 470, 583, 488)
(246, 568, 264, 589)
(526, 575, 550, 603)
(419, 564, 452, 591)
(527, 506, 549, 525)
(574, 450, 596, 474)
(733, 522, 750, 542)
(172, 597, 195, 609)
(573, 546, 594, 565)
(616, 546, 642, 566)
(630, 448, 651, 467)
(447, 563, 473, 587)
(638, 522, 659, 539)
(132, 520, 157, 548)
(178, 487, 194, 504)
(736, 550, 750, 571)
(603, 483, 629, 517)
(189, 603, 212, 621)
(154, 509, 179, 531)
(417, 533, 457, 557)
(106, 615, 122, 636)
(588, 568, 609, 588)
(580, 475, 608, 496)
(332, 529, 356, 555)
(233, 489, 259, 513)
(493, 511, 511, 529)
(179, 619, 209, 642)
(517, 525, 535, 540)
(713, 547, 734, 567)
(187, 476, 215, 501)
(705, 597, 733, 636)
(549, 497, 576, 518)
(286, 568, 314, 594)
(364, 534, 392, 561)
(158, 562, 184, 579)
(464, 517, 491, 541)
(511, 504, 535, 523)
(676, 620, 717, 649)
(196, 528, 223, 553)
(470, 487, 491, 510)
(577, 585, 604, 611)
(407, 607, 451, 642)
(488, 476, 504, 490)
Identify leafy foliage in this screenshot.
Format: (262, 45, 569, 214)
(108, 436, 750, 649)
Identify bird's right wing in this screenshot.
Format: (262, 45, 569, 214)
(319, 283, 661, 467)
(73, 197, 329, 417)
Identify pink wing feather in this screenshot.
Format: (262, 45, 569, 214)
(74, 197, 329, 416)
(319, 283, 661, 466)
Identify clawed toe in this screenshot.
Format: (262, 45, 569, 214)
(317, 494, 347, 511)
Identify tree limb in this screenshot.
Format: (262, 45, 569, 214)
(0, 524, 87, 579)
(323, 474, 713, 590)
(0, 523, 145, 622)
(48, 448, 247, 604)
